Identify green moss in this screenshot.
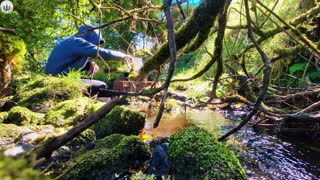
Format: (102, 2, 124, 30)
(169, 126, 247, 179)
(0, 112, 8, 123)
(63, 135, 150, 179)
(94, 134, 125, 149)
(92, 106, 146, 139)
(0, 153, 48, 180)
(4, 106, 43, 126)
(45, 97, 94, 127)
(0, 123, 25, 140)
(68, 129, 96, 148)
(13, 74, 83, 111)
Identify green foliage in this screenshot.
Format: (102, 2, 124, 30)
(174, 52, 199, 75)
(45, 97, 94, 127)
(92, 106, 146, 139)
(289, 63, 307, 75)
(63, 135, 150, 179)
(0, 153, 48, 180)
(0, 32, 26, 74)
(169, 126, 246, 179)
(0, 32, 26, 57)
(4, 106, 42, 126)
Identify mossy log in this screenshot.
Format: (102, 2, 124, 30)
(138, 0, 225, 77)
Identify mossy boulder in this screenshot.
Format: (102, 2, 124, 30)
(62, 135, 151, 179)
(3, 106, 43, 126)
(169, 126, 247, 179)
(45, 97, 94, 127)
(12, 74, 84, 111)
(92, 106, 146, 139)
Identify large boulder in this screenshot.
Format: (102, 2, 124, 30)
(92, 106, 146, 139)
(169, 126, 247, 179)
(62, 134, 151, 179)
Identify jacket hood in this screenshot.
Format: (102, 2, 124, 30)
(75, 25, 105, 45)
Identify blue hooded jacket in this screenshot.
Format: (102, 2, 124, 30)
(45, 25, 127, 75)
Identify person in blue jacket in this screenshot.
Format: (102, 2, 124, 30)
(45, 24, 132, 96)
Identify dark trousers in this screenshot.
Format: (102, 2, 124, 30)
(81, 79, 108, 97)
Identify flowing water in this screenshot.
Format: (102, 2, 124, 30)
(131, 103, 320, 179)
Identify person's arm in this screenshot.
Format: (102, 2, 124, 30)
(74, 38, 129, 60)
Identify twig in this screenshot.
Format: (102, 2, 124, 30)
(209, 0, 232, 99)
(153, 0, 177, 128)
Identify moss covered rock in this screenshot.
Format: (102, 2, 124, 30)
(12, 74, 84, 111)
(3, 106, 43, 126)
(45, 97, 94, 127)
(92, 106, 146, 139)
(169, 126, 246, 179)
(62, 135, 151, 179)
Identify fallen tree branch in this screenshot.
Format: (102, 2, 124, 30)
(26, 96, 121, 160)
(0, 27, 17, 36)
(297, 100, 320, 114)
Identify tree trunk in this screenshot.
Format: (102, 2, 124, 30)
(0, 56, 14, 98)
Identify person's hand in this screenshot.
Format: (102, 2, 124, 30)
(89, 62, 99, 76)
(122, 55, 133, 71)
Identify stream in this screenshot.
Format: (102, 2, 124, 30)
(130, 103, 320, 179)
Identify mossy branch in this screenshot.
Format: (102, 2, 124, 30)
(0, 27, 17, 36)
(138, 0, 225, 78)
